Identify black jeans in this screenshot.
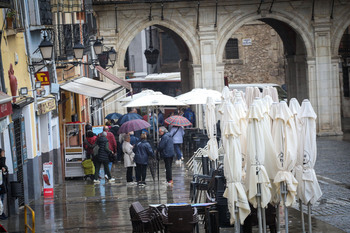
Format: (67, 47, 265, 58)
(126, 167, 134, 182)
(163, 157, 173, 182)
(94, 160, 111, 180)
(135, 163, 147, 183)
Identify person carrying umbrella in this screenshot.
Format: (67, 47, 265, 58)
(133, 133, 154, 187)
(158, 126, 175, 185)
(169, 125, 185, 164)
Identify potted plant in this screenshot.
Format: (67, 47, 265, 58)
(6, 9, 16, 29)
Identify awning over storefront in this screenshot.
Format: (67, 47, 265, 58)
(60, 77, 124, 100)
(95, 66, 132, 90)
(0, 91, 12, 118)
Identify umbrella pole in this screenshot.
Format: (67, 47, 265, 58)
(276, 203, 280, 233)
(257, 183, 263, 233)
(234, 205, 240, 233)
(156, 107, 160, 186)
(281, 182, 288, 233)
(300, 200, 305, 233)
(262, 206, 267, 233)
(308, 202, 312, 233)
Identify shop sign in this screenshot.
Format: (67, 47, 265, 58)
(0, 101, 12, 118)
(242, 38, 252, 46)
(43, 162, 54, 197)
(35, 71, 50, 86)
(37, 98, 56, 115)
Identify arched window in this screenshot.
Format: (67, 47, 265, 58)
(225, 38, 239, 59)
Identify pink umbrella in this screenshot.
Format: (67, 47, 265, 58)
(117, 119, 151, 134)
(164, 115, 192, 127)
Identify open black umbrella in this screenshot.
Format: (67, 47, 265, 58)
(105, 112, 122, 120)
(116, 113, 143, 125)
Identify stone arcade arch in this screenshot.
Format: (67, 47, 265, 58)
(217, 12, 312, 102)
(92, 0, 350, 135)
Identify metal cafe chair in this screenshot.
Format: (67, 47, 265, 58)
(129, 201, 165, 233)
(161, 205, 199, 233)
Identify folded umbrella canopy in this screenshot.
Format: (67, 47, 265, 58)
(116, 113, 143, 126)
(164, 115, 192, 127)
(246, 102, 272, 233)
(219, 87, 250, 228)
(117, 119, 151, 134)
(205, 97, 219, 161)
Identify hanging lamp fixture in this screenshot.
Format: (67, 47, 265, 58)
(144, 26, 159, 65)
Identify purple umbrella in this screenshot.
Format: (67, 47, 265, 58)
(117, 119, 151, 134)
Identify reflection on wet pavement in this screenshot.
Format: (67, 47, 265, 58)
(1, 159, 346, 232)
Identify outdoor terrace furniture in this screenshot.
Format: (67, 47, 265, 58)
(161, 204, 199, 233)
(129, 201, 165, 233)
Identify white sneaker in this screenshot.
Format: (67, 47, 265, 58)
(105, 174, 109, 179)
(93, 179, 100, 184)
(108, 178, 115, 183)
(126, 182, 134, 186)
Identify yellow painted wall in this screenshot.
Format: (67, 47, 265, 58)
(1, 26, 38, 157)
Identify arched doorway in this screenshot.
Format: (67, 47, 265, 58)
(123, 24, 194, 96)
(221, 17, 308, 102)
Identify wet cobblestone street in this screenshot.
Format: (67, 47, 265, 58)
(1, 134, 350, 233)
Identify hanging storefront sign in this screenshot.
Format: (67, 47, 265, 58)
(0, 91, 12, 118)
(35, 71, 50, 86)
(8, 122, 17, 172)
(21, 117, 28, 163)
(37, 98, 56, 115)
(43, 162, 54, 197)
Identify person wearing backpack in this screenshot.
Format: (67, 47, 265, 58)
(169, 126, 185, 164)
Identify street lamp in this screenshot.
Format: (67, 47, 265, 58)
(93, 38, 103, 56)
(108, 47, 117, 66)
(38, 35, 53, 60)
(73, 42, 85, 60)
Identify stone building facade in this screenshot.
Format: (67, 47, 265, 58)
(224, 21, 285, 85)
(92, 0, 350, 136)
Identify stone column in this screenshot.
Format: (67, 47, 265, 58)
(198, 30, 218, 90)
(192, 64, 204, 128)
(313, 21, 342, 136)
(216, 63, 225, 92)
(180, 59, 191, 93)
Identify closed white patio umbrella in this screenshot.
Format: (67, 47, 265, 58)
(176, 88, 222, 105)
(245, 102, 272, 233)
(205, 97, 219, 161)
(295, 99, 322, 233)
(272, 101, 299, 233)
(220, 87, 250, 231)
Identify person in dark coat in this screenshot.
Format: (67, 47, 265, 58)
(133, 133, 154, 186)
(83, 130, 98, 159)
(158, 126, 175, 185)
(0, 149, 8, 219)
(94, 132, 115, 184)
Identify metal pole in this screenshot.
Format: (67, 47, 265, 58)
(234, 206, 240, 233)
(262, 206, 267, 233)
(308, 203, 312, 233)
(300, 200, 305, 233)
(276, 204, 280, 233)
(283, 183, 288, 233)
(257, 183, 263, 233)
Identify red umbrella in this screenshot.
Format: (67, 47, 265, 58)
(165, 115, 192, 127)
(117, 119, 151, 134)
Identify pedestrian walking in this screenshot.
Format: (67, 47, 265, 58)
(133, 133, 154, 186)
(122, 134, 136, 185)
(158, 126, 175, 185)
(99, 126, 117, 173)
(93, 131, 115, 184)
(169, 126, 185, 164)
